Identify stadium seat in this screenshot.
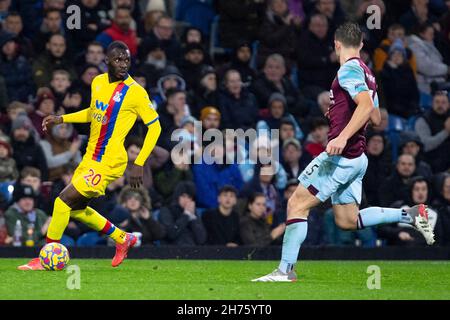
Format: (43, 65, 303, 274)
(209, 15, 233, 60)
(175, 0, 216, 37)
(0, 181, 15, 205)
(76, 232, 106, 247)
(387, 114, 407, 162)
(419, 92, 433, 110)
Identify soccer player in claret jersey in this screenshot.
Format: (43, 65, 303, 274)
(252, 23, 435, 282)
(18, 41, 161, 270)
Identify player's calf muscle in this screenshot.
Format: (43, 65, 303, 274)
(287, 186, 319, 219)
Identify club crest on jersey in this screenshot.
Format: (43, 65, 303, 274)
(113, 92, 123, 103)
(95, 100, 108, 112)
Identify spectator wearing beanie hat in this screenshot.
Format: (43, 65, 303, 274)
(380, 38, 420, 119)
(218, 41, 256, 86)
(256, 92, 303, 141)
(10, 114, 48, 180)
(189, 65, 219, 118)
(29, 88, 56, 138)
(200, 106, 221, 130)
(4, 184, 50, 246)
(0, 139, 18, 182)
(178, 43, 208, 90)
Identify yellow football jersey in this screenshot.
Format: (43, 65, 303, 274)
(82, 73, 159, 167)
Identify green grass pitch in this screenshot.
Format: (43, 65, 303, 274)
(1, 259, 449, 300)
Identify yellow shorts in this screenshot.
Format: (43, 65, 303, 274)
(71, 159, 126, 198)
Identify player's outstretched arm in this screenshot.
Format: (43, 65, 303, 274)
(326, 91, 373, 155)
(43, 108, 91, 133)
(129, 119, 162, 188)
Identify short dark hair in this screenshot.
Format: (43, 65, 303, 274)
(44, 8, 61, 18)
(20, 166, 41, 179)
(219, 185, 238, 196)
(335, 22, 363, 48)
(125, 136, 143, 150)
(311, 117, 329, 131)
(6, 11, 21, 19)
(280, 117, 295, 128)
(107, 41, 129, 55)
(248, 192, 265, 205)
(166, 87, 185, 99)
(88, 41, 104, 50)
(415, 22, 433, 36)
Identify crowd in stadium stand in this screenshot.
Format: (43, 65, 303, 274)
(0, 0, 449, 248)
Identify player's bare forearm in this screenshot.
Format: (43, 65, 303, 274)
(369, 107, 381, 126)
(339, 91, 374, 140)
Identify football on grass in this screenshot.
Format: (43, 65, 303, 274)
(39, 243, 70, 271)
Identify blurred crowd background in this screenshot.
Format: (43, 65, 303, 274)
(0, 0, 449, 249)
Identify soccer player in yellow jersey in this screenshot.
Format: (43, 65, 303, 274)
(18, 41, 161, 270)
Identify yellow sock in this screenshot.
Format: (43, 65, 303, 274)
(71, 207, 127, 244)
(46, 197, 71, 242)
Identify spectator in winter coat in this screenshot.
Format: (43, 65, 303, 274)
(140, 15, 181, 65)
(373, 24, 417, 74)
(218, 42, 257, 86)
(256, 93, 303, 141)
(177, 43, 208, 90)
(118, 186, 166, 245)
(240, 164, 283, 226)
(407, 23, 450, 94)
(188, 65, 219, 118)
(281, 138, 311, 181)
(158, 181, 207, 246)
(202, 185, 241, 246)
(251, 54, 300, 112)
(193, 143, 244, 209)
(297, 14, 339, 94)
(239, 193, 285, 246)
(380, 39, 420, 119)
(32, 34, 77, 88)
(217, 0, 265, 49)
(2, 12, 34, 59)
(415, 91, 450, 172)
(10, 114, 48, 180)
(29, 88, 56, 138)
(378, 176, 438, 246)
(398, 131, 432, 179)
(154, 149, 194, 205)
(258, 0, 301, 69)
(379, 154, 419, 207)
(0, 33, 34, 102)
(124, 136, 169, 190)
(32, 8, 65, 54)
(95, 6, 138, 58)
(363, 131, 392, 206)
(5, 184, 50, 246)
(68, 0, 110, 54)
(219, 69, 259, 131)
(39, 123, 82, 182)
(150, 65, 186, 110)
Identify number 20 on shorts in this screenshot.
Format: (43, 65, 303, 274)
(83, 169, 102, 186)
